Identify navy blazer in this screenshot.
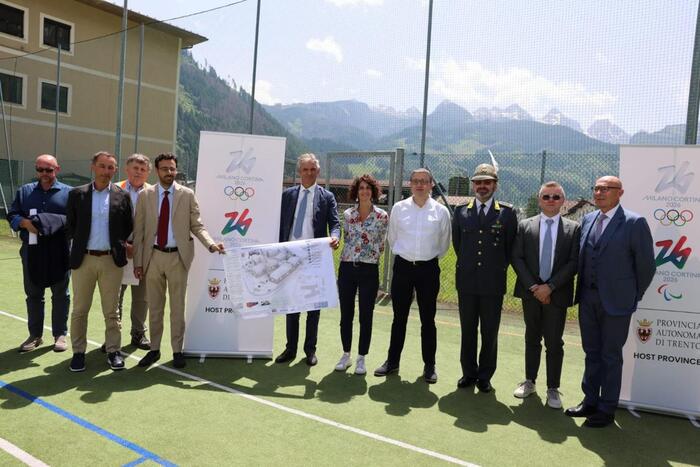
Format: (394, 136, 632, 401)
(66, 183, 133, 269)
(575, 206, 656, 316)
(279, 185, 341, 242)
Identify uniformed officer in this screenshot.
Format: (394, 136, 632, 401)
(452, 163, 517, 392)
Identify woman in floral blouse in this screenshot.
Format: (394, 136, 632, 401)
(335, 174, 389, 375)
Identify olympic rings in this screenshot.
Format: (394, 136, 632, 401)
(224, 186, 255, 201)
(653, 208, 693, 227)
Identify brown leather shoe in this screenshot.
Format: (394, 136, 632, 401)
(53, 335, 68, 352)
(130, 334, 151, 351)
(19, 336, 43, 352)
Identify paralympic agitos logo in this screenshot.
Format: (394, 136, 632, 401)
(655, 236, 692, 269)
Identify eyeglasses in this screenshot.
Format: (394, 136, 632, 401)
(541, 194, 562, 201)
(36, 167, 55, 173)
(410, 179, 431, 185)
(592, 186, 621, 193)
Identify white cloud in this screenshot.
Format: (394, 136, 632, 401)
(365, 68, 382, 78)
(306, 36, 343, 63)
(252, 80, 278, 105)
(432, 59, 616, 116)
(403, 56, 425, 71)
(324, 0, 383, 6)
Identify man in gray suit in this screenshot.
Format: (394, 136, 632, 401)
(565, 175, 655, 428)
(511, 181, 580, 409)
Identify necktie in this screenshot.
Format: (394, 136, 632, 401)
(539, 218, 554, 281)
(593, 213, 607, 244)
(293, 189, 309, 239)
(478, 203, 486, 226)
(157, 190, 170, 248)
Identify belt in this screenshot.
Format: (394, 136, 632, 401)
(86, 250, 110, 257)
(153, 245, 178, 253)
(342, 261, 378, 268)
(397, 255, 437, 266)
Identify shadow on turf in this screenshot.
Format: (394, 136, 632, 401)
(438, 388, 512, 432)
(316, 371, 367, 403)
(0, 347, 191, 408)
(368, 375, 438, 416)
(0, 346, 54, 377)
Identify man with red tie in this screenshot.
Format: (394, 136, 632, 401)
(133, 153, 224, 369)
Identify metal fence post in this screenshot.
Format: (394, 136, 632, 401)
(539, 149, 547, 185)
(53, 46, 61, 158)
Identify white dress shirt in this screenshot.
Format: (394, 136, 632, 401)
(388, 196, 451, 261)
(291, 184, 316, 241)
(539, 213, 560, 272)
(475, 197, 494, 215)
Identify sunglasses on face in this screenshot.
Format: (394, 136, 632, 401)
(541, 194, 562, 201)
(36, 167, 55, 173)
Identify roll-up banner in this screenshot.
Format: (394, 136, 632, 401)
(619, 145, 700, 418)
(183, 131, 286, 358)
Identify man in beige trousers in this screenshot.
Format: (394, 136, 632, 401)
(133, 153, 224, 369)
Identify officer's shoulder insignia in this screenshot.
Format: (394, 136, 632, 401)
(498, 201, 513, 209)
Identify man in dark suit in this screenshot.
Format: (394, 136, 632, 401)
(565, 175, 655, 428)
(512, 181, 580, 409)
(66, 151, 133, 372)
(452, 163, 517, 393)
(275, 153, 340, 366)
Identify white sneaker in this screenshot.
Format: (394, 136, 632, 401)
(513, 380, 536, 398)
(354, 355, 366, 375)
(546, 388, 562, 409)
(334, 353, 352, 371)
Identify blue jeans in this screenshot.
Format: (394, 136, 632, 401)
(21, 246, 70, 338)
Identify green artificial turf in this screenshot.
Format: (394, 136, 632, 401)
(0, 232, 698, 466)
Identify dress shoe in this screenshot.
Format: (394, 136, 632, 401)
(423, 366, 438, 384)
(457, 376, 477, 388)
(138, 350, 161, 368)
(69, 353, 86, 372)
(19, 336, 43, 352)
(107, 351, 125, 371)
(130, 334, 151, 351)
(305, 353, 318, 366)
(274, 349, 296, 364)
(173, 352, 186, 369)
(373, 360, 399, 377)
(564, 402, 598, 418)
(583, 411, 615, 428)
(53, 335, 68, 352)
(477, 380, 494, 393)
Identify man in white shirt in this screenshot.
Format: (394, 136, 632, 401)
(374, 168, 451, 383)
(511, 181, 581, 409)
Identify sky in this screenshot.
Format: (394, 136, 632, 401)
(108, 0, 698, 134)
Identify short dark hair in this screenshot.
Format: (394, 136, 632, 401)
(348, 174, 380, 202)
(154, 153, 178, 169)
(92, 151, 117, 164)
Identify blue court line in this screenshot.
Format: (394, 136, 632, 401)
(0, 380, 176, 467)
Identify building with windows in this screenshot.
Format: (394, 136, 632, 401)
(0, 0, 206, 185)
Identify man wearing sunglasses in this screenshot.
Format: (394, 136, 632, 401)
(8, 154, 72, 352)
(511, 181, 581, 409)
(452, 163, 517, 393)
(565, 176, 655, 428)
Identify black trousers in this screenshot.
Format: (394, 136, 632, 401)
(387, 256, 440, 367)
(522, 298, 567, 388)
(458, 291, 504, 382)
(338, 261, 379, 355)
(21, 246, 70, 338)
(285, 310, 320, 356)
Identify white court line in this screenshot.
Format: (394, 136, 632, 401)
(0, 309, 478, 467)
(0, 437, 50, 467)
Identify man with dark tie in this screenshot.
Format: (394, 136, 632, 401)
(452, 163, 517, 392)
(511, 181, 580, 409)
(133, 153, 224, 369)
(374, 168, 451, 383)
(565, 175, 655, 428)
(275, 153, 340, 366)
(66, 151, 133, 372)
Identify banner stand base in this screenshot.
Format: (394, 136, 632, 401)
(183, 351, 272, 360)
(619, 401, 700, 426)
